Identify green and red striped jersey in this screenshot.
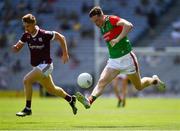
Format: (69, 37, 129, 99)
(100, 15, 132, 58)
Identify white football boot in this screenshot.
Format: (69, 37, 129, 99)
(152, 75, 166, 91)
(75, 92, 90, 109)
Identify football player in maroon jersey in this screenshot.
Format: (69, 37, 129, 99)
(12, 14, 77, 116)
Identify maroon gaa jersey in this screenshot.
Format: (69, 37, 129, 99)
(19, 26, 55, 66)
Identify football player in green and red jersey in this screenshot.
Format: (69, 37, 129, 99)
(76, 6, 165, 109)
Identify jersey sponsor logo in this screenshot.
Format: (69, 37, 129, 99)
(103, 26, 123, 42)
(29, 43, 44, 49)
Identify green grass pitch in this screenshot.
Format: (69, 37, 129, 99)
(0, 97, 180, 130)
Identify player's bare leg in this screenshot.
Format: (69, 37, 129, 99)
(76, 67, 120, 109)
(24, 68, 42, 100)
(127, 66, 165, 91)
(16, 68, 77, 116)
(113, 77, 127, 107)
(40, 75, 77, 115)
(91, 67, 120, 98)
(121, 78, 127, 107)
(112, 77, 121, 107)
(16, 68, 42, 117)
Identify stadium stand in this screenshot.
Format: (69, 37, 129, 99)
(0, 0, 179, 96)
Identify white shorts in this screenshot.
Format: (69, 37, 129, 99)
(106, 52, 138, 75)
(34, 63, 53, 77)
(117, 74, 127, 79)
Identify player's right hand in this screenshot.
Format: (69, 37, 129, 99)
(11, 42, 24, 53)
(109, 38, 119, 47)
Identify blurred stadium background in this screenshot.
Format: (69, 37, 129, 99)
(0, 0, 180, 97)
(0, 0, 180, 130)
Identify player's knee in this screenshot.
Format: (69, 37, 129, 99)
(46, 89, 54, 95)
(23, 77, 28, 85)
(134, 85, 143, 91)
(45, 86, 57, 95)
(23, 77, 32, 85)
(50, 87, 57, 94)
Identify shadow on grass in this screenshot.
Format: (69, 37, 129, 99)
(73, 125, 155, 129)
(2, 121, 45, 125)
(2, 121, 63, 125)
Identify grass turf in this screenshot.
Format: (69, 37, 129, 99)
(0, 97, 180, 130)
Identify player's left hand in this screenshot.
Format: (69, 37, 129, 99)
(62, 54, 69, 64)
(109, 38, 119, 47)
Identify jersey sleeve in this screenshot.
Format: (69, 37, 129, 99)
(109, 15, 121, 26)
(19, 33, 28, 44)
(44, 30, 55, 41)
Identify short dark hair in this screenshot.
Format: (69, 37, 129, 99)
(89, 6, 103, 18)
(22, 14, 36, 24)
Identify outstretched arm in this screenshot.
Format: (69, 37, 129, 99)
(12, 41, 24, 53)
(110, 18, 133, 47)
(116, 18, 133, 40)
(54, 32, 69, 64)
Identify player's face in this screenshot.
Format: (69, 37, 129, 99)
(90, 15, 104, 27)
(23, 22, 36, 34)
